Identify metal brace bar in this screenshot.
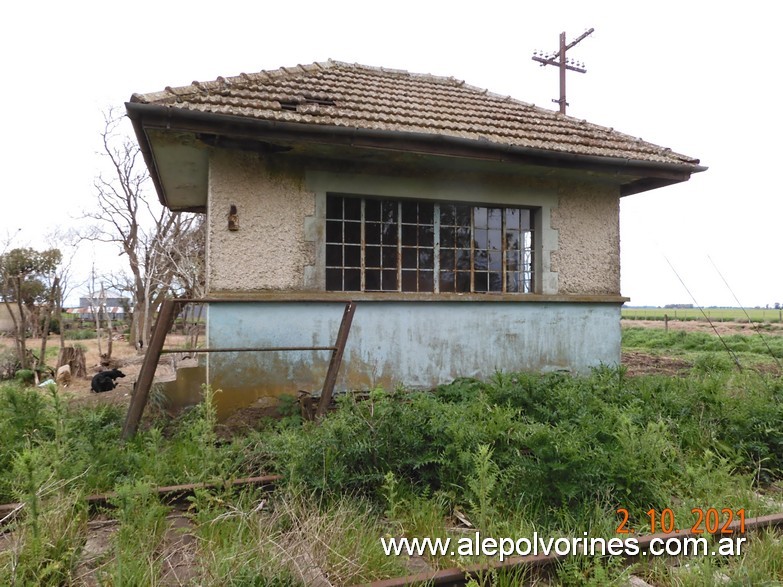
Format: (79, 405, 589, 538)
(316, 301, 357, 418)
(158, 346, 337, 354)
(121, 298, 183, 439)
(121, 298, 356, 437)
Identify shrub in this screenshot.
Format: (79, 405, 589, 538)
(40, 316, 60, 335)
(64, 329, 96, 340)
(259, 363, 783, 521)
(15, 369, 35, 385)
(692, 353, 733, 374)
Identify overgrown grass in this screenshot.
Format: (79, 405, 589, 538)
(0, 385, 252, 506)
(623, 328, 783, 368)
(100, 481, 170, 586)
(263, 367, 783, 508)
(256, 365, 783, 581)
(190, 486, 407, 585)
(2, 330, 783, 583)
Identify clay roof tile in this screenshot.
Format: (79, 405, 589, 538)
(132, 60, 699, 166)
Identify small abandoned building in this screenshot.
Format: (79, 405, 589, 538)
(126, 60, 703, 404)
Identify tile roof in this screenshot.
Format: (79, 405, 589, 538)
(130, 60, 699, 168)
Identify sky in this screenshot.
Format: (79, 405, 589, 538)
(1, 1, 780, 307)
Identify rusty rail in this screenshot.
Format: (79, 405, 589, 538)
(1, 474, 281, 528)
(121, 298, 356, 439)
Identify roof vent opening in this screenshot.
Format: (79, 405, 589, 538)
(307, 98, 337, 107)
(278, 98, 336, 112)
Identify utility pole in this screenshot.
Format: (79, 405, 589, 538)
(532, 28, 594, 115)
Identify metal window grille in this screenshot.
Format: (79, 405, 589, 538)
(325, 195, 533, 293)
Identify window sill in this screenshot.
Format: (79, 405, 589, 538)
(203, 291, 629, 304)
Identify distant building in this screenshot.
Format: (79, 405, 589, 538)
(0, 304, 21, 333)
(67, 297, 130, 321)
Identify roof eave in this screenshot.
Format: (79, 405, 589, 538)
(126, 101, 706, 208)
(127, 105, 171, 209)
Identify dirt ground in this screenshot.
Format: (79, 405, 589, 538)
(622, 318, 783, 337)
(621, 319, 783, 377)
(621, 350, 692, 377)
(0, 333, 193, 411)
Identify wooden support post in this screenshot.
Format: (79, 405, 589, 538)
(664, 313, 669, 333)
(121, 299, 182, 439)
(316, 301, 356, 419)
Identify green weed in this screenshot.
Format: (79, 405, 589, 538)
(0, 447, 87, 586)
(100, 481, 169, 586)
(3, 337, 783, 582)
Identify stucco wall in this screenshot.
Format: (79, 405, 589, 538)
(550, 182, 620, 295)
(207, 151, 621, 296)
(207, 149, 316, 292)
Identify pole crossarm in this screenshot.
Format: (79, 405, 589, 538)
(531, 56, 586, 73)
(531, 28, 594, 114)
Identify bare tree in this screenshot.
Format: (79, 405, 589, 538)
(81, 109, 203, 348)
(37, 274, 59, 376)
(46, 229, 79, 352)
(84, 267, 107, 359)
(161, 215, 206, 347)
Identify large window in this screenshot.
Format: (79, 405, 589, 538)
(325, 194, 533, 293)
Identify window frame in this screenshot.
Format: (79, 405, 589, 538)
(324, 193, 535, 294)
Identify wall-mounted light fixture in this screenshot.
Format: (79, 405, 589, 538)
(228, 204, 239, 231)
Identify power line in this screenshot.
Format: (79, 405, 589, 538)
(707, 256, 782, 371)
(531, 28, 594, 115)
(663, 254, 743, 372)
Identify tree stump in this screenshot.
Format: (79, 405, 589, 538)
(56, 365, 71, 386)
(57, 346, 87, 378)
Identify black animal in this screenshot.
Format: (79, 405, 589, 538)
(91, 369, 126, 393)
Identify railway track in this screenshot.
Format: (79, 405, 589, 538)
(0, 474, 282, 585)
(0, 474, 280, 529)
(3, 480, 782, 585)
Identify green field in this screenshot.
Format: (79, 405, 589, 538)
(623, 306, 783, 323)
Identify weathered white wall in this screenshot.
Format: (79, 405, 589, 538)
(201, 154, 625, 410)
(206, 301, 621, 405)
